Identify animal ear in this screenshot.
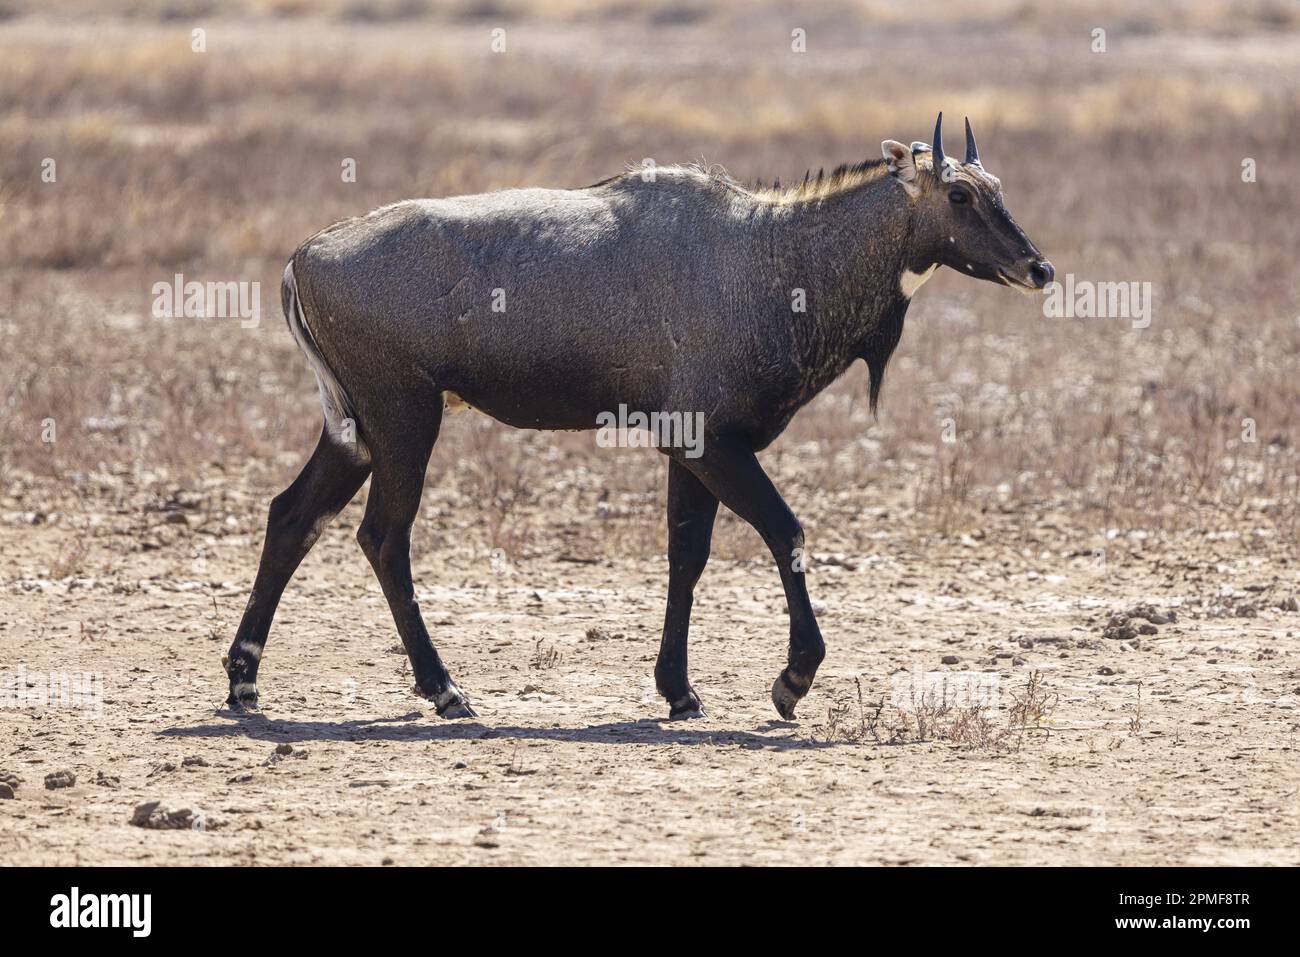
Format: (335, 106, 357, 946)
(881, 140, 918, 183)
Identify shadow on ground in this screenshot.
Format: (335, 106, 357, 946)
(158, 710, 841, 750)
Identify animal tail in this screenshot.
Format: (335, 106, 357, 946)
(281, 259, 369, 461)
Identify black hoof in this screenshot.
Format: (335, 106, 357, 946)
(422, 682, 477, 719)
(225, 687, 260, 712)
(439, 700, 478, 720)
(668, 692, 705, 720)
(771, 673, 803, 721)
(222, 657, 260, 710)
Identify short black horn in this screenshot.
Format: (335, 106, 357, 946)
(932, 111, 946, 175)
(964, 116, 980, 165)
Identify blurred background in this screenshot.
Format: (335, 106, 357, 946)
(1, 0, 1296, 568)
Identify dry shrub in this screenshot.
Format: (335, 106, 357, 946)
(813, 672, 1059, 752)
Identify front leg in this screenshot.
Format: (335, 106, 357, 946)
(677, 438, 825, 719)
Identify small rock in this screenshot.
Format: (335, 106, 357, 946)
(130, 800, 210, 830)
(1138, 624, 1158, 636)
(0, 783, 15, 800)
(1128, 603, 1175, 625)
(95, 771, 120, 788)
(149, 761, 177, 777)
(264, 743, 306, 766)
(0, 770, 21, 790)
(1107, 605, 1176, 633)
(1097, 666, 1116, 676)
(44, 771, 76, 790)
(182, 756, 209, 768)
(1036, 636, 1074, 647)
(941, 655, 960, 665)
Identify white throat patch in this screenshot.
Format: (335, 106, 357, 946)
(900, 264, 938, 298)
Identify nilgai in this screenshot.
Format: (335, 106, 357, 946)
(225, 114, 1053, 721)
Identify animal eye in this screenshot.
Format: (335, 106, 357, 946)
(948, 189, 969, 204)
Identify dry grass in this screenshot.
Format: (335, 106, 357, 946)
(529, 638, 562, 670)
(813, 679, 886, 745)
(812, 672, 1060, 752)
(1126, 680, 1145, 736)
(0, 0, 1297, 561)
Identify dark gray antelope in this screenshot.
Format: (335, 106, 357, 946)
(225, 114, 1053, 721)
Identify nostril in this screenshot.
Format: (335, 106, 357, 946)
(1030, 260, 1055, 287)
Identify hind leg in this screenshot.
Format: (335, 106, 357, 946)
(225, 426, 371, 708)
(655, 459, 719, 719)
(356, 406, 475, 718)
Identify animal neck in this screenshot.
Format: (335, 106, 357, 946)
(773, 177, 931, 395)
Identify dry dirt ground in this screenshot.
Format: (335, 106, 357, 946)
(2, 472, 1297, 866)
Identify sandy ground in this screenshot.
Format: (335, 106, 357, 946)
(2, 474, 1297, 866)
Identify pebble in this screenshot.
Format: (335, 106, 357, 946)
(130, 800, 210, 830)
(264, 743, 307, 766)
(44, 771, 76, 790)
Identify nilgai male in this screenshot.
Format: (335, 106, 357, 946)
(225, 114, 1053, 721)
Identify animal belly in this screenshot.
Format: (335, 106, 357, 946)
(435, 335, 665, 431)
(440, 385, 611, 432)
